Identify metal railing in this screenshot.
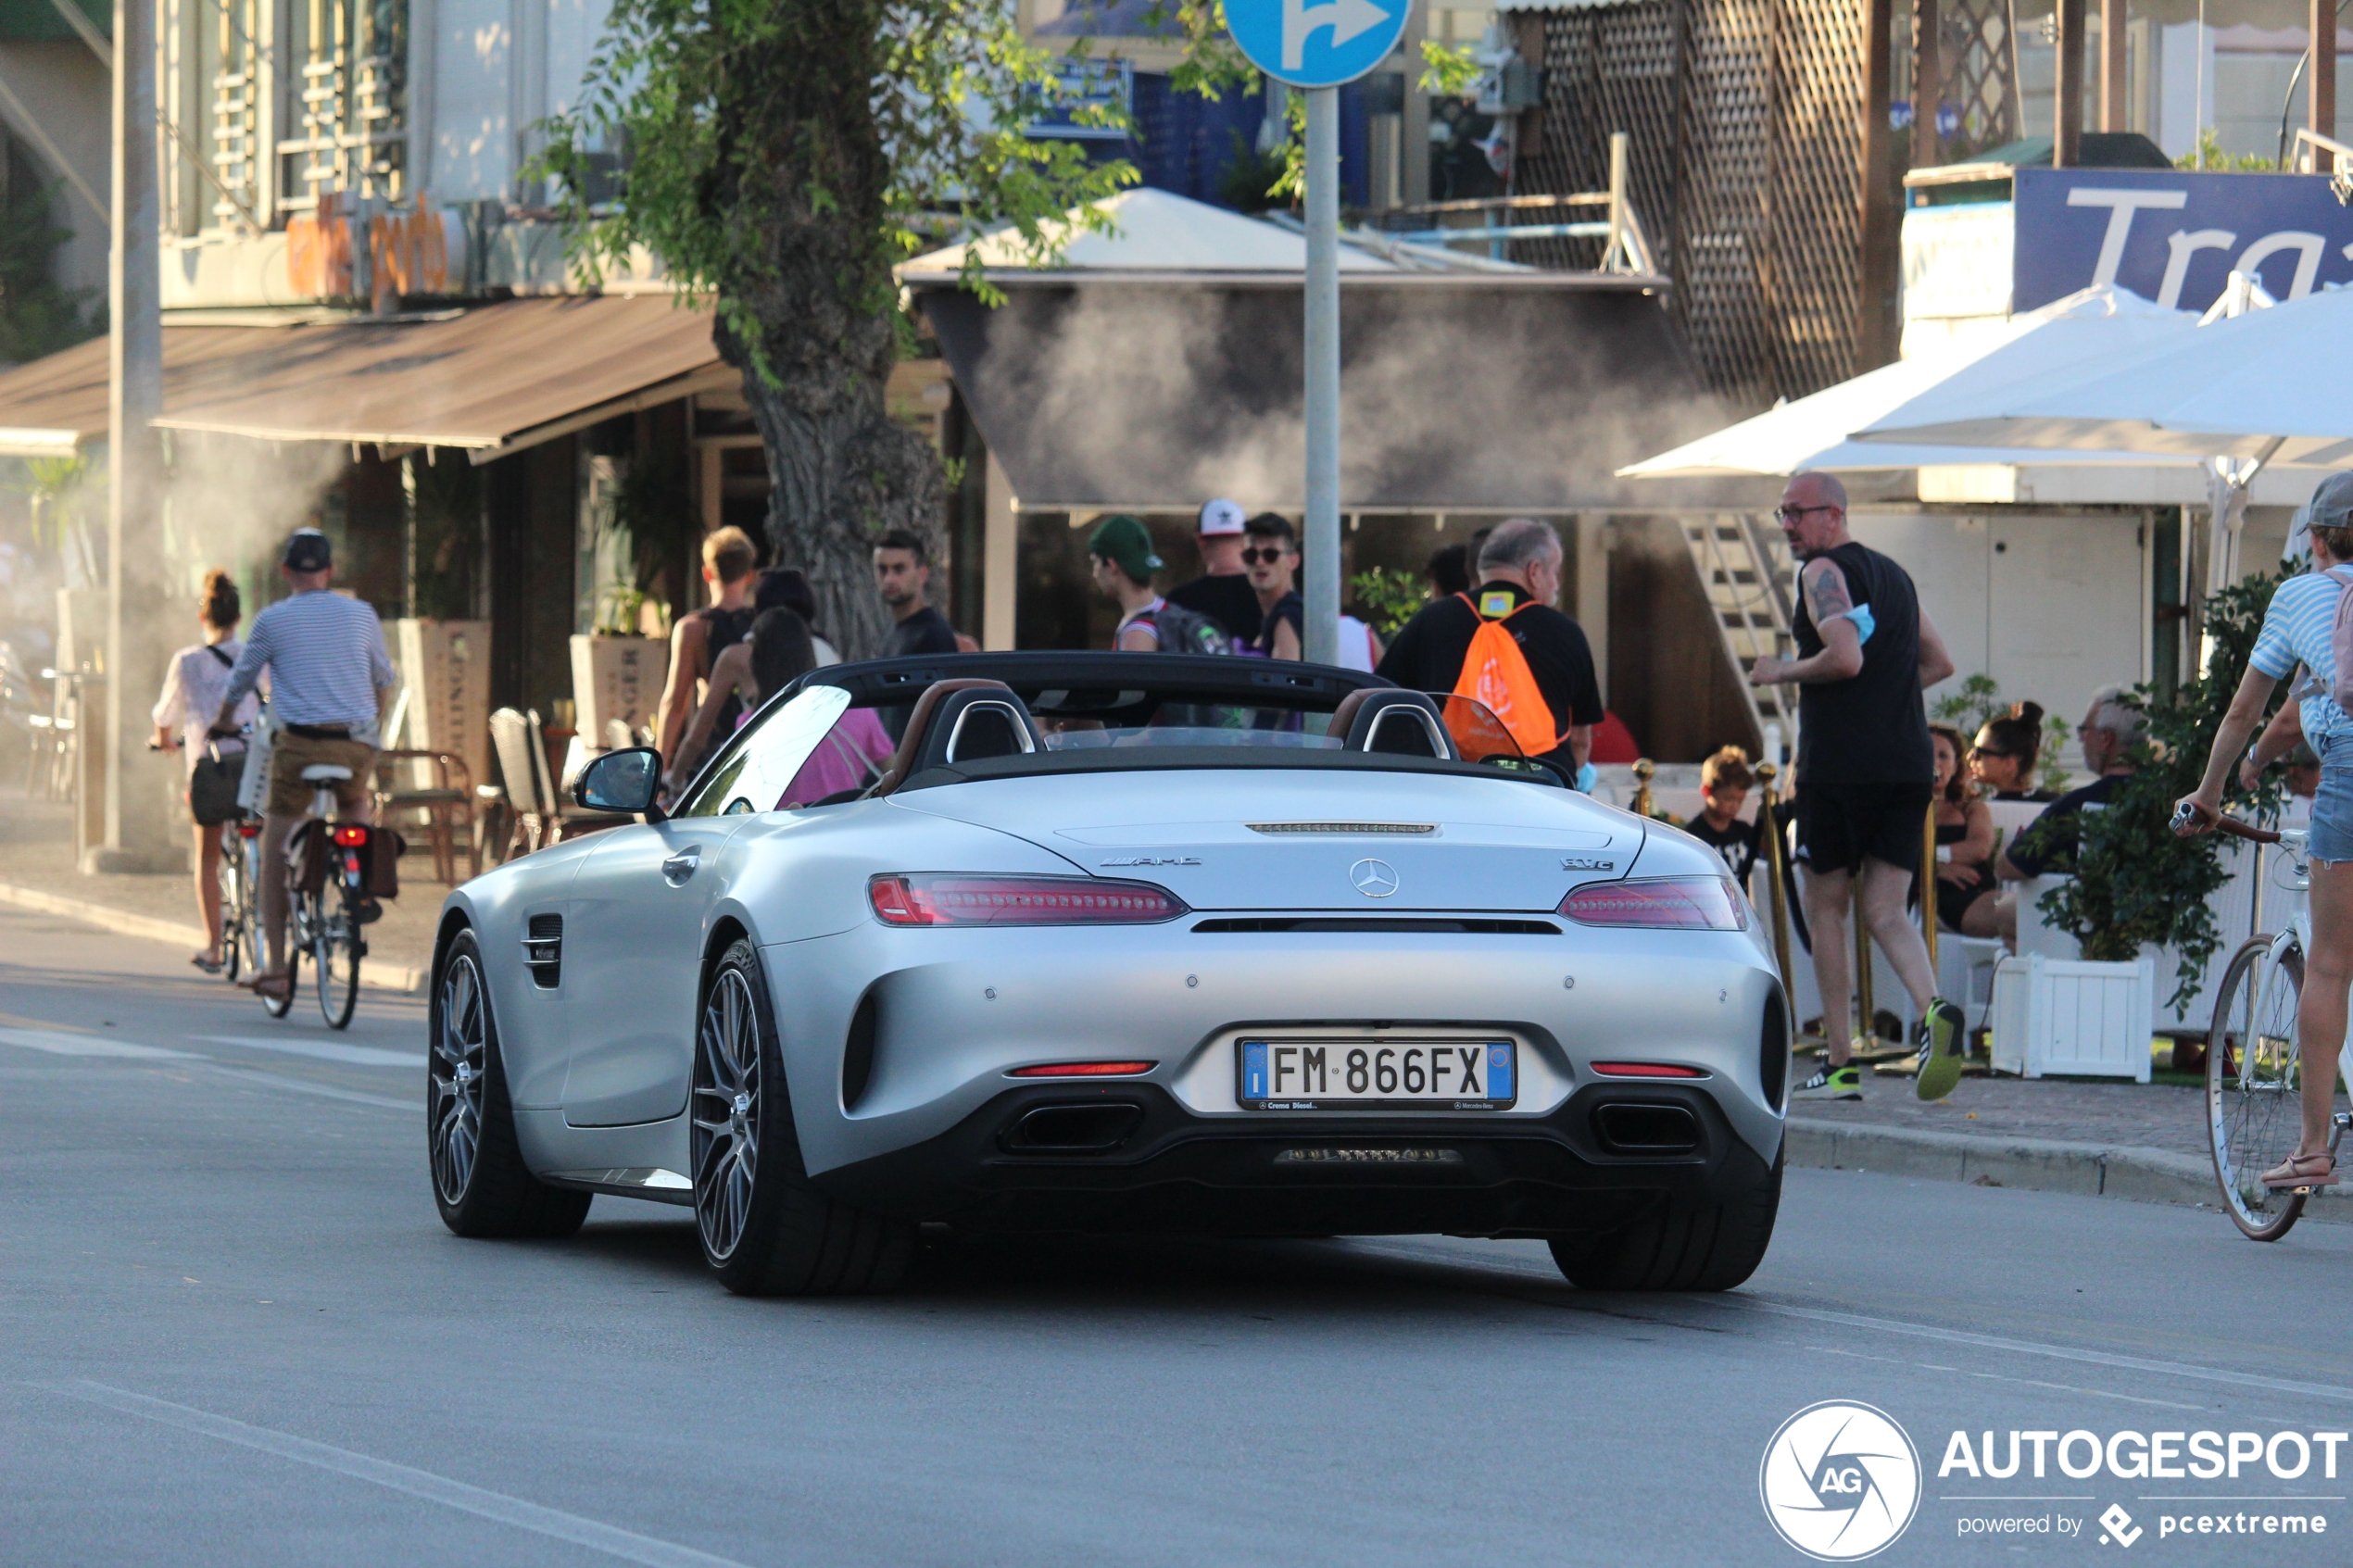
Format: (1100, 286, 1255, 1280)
(1372, 132, 1658, 273)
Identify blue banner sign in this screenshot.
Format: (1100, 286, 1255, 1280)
(2013, 167, 2353, 315)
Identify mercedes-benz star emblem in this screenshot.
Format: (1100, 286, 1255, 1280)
(1349, 858, 1400, 898)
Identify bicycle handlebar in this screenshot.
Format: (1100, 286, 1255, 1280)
(2170, 801, 2283, 844)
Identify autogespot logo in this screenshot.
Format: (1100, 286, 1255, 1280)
(1760, 1401, 1923, 1561)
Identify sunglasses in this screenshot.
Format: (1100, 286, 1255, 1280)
(1239, 546, 1293, 565)
(1970, 746, 2016, 762)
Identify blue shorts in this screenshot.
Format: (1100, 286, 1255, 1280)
(2312, 734, 2353, 864)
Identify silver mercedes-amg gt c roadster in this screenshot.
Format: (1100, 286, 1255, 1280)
(427, 653, 1789, 1296)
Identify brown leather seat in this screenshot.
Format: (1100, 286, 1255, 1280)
(867, 679, 1038, 797)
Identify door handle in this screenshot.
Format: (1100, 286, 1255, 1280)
(661, 847, 701, 885)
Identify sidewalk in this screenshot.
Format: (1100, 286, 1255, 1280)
(1787, 1068, 2353, 1221)
(0, 784, 443, 993)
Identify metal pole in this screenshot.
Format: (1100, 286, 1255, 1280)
(1302, 85, 1340, 669)
(2313, 0, 2337, 174)
(1756, 761, 1795, 994)
(1919, 797, 1940, 972)
(2055, 0, 2086, 166)
(94, 0, 168, 873)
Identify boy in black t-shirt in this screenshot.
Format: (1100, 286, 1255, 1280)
(1682, 746, 1763, 881)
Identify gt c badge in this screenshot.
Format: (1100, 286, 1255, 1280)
(1349, 859, 1400, 898)
(1561, 856, 1616, 871)
(1100, 856, 1201, 867)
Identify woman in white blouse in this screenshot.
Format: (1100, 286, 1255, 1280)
(151, 570, 260, 972)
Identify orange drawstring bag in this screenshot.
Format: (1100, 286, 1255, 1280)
(1447, 591, 1563, 757)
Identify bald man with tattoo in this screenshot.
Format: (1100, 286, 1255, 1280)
(1748, 471, 1969, 1102)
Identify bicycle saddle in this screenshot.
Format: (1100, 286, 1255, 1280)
(299, 764, 355, 782)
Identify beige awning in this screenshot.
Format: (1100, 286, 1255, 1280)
(0, 295, 734, 461)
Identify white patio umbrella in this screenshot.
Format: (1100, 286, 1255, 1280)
(1618, 286, 2200, 480)
(1852, 280, 2353, 582)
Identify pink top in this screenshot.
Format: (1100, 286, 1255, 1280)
(778, 709, 897, 808)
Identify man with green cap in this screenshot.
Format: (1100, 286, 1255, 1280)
(1088, 514, 1171, 651)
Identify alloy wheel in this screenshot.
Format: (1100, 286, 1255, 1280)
(431, 952, 488, 1204)
(692, 967, 761, 1262)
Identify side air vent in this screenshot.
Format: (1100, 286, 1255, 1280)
(840, 992, 879, 1110)
(1247, 822, 1437, 836)
(522, 914, 561, 988)
(1762, 991, 1790, 1110)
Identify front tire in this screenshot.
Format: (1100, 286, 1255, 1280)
(691, 938, 914, 1296)
(2207, 937, 2310, 1242)
(1549, 1148, 1782, 1291)
(430, 931, 591, 1238)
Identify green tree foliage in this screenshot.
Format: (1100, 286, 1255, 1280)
(1348, 566, 1425, 636)
(2037, 567, 2289, 1010)
(539, 0, 1136, 654)
(0, 179, 98, 365)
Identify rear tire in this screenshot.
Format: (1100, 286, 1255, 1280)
(315, 892, 360, 1030)
(692, 938, 914, 1297)
(430, 930, 592, 1239)
(1548, 1147, 1782, 1291)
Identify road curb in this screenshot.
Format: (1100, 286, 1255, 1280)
(0, 880, 427, 994)
(1787, 1117, 2353, 1222)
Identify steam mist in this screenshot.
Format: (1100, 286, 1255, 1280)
(159, 432, 346, 600)
(925, 281, 1740, 511)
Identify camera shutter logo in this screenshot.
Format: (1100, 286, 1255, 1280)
(1758, 1401, 1921, 1561)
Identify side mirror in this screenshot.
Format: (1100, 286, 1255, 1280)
(575, 746, 666, 822)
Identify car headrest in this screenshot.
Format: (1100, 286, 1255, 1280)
(1336, 689, 1453, 759)
(868, 679, 1041, 797)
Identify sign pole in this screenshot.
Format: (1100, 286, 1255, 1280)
(1302, 86, 1340, 669)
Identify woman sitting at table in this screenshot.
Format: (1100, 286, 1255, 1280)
(1928, 723, 1995, 932)
(1968, 701, 2060, 801)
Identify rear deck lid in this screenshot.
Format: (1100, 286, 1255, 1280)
(887, 769, 1641, 912)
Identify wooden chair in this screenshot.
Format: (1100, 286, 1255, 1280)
(373, 748, 478, 884)
(526, 707, 633, 845)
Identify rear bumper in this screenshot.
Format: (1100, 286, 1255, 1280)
(809, 1077, 1782, 1237)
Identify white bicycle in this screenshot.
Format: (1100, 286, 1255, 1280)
(2201, 817, 2353, 1241)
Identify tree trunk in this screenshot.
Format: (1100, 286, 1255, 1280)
(710, 10, 946, 662)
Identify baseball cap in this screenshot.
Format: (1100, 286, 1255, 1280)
(1197, 498, 1245, 536)
(1088, 514, 1163, 582)
(2311, 472, 2353, 533)
(283, 528, 332, 571)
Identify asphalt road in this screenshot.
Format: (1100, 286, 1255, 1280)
(7, 903, 2353, 1567)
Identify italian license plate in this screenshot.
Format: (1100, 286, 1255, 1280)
(1238, 1039, 1516, 1110)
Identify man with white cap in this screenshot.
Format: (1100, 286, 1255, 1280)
(1166, 497, 1263, 648)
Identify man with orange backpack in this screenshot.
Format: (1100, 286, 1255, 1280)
(1376, 518, 1602, 778)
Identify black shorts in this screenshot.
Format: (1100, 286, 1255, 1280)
(1793, 781, 1934, 875)
(1933, 870, 1995, 931)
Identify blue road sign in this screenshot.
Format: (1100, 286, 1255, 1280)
(1227, 0, 1412, 89)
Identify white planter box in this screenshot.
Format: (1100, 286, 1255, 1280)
(571, 634, 669, 752)
(1990, 952, 2155, 1082)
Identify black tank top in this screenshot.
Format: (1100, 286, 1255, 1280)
(1791, 541, 1932, 785)
(686, 604, 757, 771)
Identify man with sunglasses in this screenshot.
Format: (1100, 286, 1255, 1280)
(1747, 471, 1966, 1101)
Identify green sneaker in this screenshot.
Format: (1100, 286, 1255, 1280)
(1914, 998, 1967, 1102)
(1793, 1063, 1862, 1100)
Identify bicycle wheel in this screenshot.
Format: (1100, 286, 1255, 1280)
(315, 889, 360, 1030)
(216, 826, 246, 983)
(2208, 936, 2308, 1241)
(260, 888, 305, 1020)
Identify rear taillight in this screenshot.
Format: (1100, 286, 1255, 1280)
(868, 873, 1189, 927)
(1561, 876, 1747, 931)
(333, 824, 369, 847)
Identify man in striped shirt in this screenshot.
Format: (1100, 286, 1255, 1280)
(214, 528, 397, 999)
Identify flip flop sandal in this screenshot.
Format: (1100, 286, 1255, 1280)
(246, 972, 294, 1001)
(190, 952, 223, 974)
(2261, 1151, 2339, 1189)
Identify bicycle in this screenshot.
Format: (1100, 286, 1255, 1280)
(217, 813, 262, 984)
(275, 762, 372, 1030)
(2197, 814, 2353, 1241)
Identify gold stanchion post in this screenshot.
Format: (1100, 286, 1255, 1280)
(1755, 761, 1795, 995)
(1919, 797, 1940, 972)
(1854, 888, 1876, 1049)
(1631, 757, 1656, 819)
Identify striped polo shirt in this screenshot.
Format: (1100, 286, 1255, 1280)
(222, 589, 396, 729)
(2248, 567, 2353, 750)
